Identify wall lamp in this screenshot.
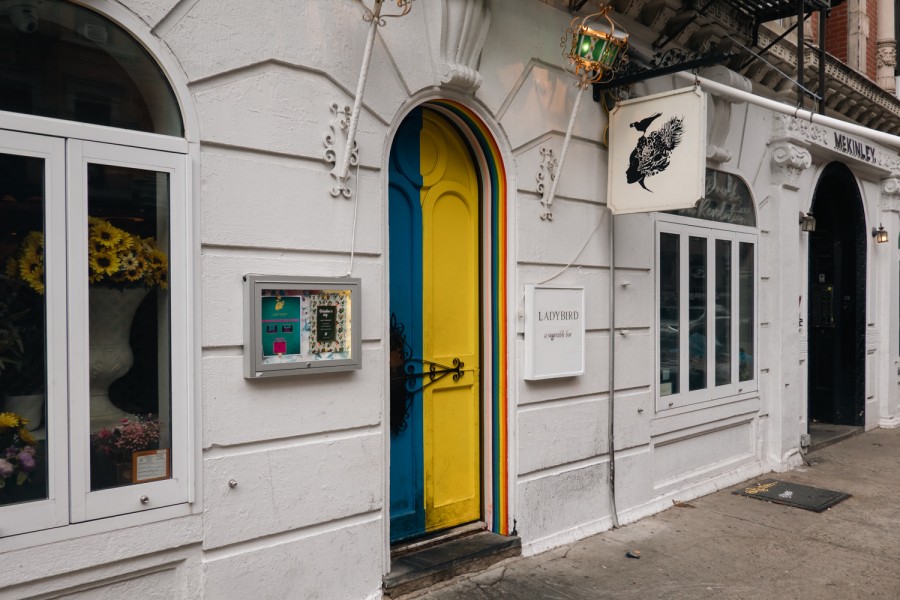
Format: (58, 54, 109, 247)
(325, 0, 415, 198)
(799, 211, 816, 232)
(873, 224, 889, 244)
(540, 6, 627, 220)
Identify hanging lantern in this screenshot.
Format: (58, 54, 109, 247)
(565, 7, 628, 83)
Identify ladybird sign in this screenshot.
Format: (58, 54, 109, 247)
(608, 86, 707, 214)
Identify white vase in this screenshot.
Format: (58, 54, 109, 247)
(89, 287, 149, 432)
(3, 394, 43, 431)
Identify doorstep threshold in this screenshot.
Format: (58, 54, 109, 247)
(384, 530, 521, 598)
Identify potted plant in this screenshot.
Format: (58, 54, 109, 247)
(90, 414, 161, 488)
(6, 219, 168, 431)
(0, 260, 44, 430)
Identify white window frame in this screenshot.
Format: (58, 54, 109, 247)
(0, 130, 69, 537)
(0, 113, 192, 538)
(656, 217, 758, 411)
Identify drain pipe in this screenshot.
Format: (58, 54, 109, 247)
(607, 207, 620, 528)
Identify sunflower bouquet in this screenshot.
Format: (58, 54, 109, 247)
(8, 217, 168, 294)
(0, 411, 37, 488)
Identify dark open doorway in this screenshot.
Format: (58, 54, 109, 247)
(807, 162, 866, 428)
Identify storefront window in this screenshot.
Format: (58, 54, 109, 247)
(0, 151, 48, 509)
(688, 237, 707, 391)
(0, 2, 189, 539)
(657, 171, 757, 410)
(659, 233, 679, 396)
(715, 239, 732, 386)
(739, 243, 754, 381)
(87, 164, 171, 492)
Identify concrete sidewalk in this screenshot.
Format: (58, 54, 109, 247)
(416, 427, 900, 599)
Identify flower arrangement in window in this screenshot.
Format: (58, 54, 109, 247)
(0, 412, 37, 488)
(7, 217, 168, 295)
(91, 415, 160, 457)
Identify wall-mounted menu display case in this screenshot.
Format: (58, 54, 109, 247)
(243, 275, 361, 378)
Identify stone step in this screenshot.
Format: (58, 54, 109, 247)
(383, 531, 521, 598)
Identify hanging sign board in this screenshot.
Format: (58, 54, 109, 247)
(524, 284, 585, 380)
(243, 274, 361, 378)
(607, 86, 707, 214)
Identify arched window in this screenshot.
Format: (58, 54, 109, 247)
(0, 0, 182, 135)
(656, 169, 758, 411)
(0, 1, 191, 539)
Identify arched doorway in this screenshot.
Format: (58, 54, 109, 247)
(807, 162, 866, 428)
(387, 102, 509, 542)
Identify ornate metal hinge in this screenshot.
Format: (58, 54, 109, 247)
(389, 313, 465, 435)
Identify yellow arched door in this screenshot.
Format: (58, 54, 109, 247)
(420, 109, 481, 532)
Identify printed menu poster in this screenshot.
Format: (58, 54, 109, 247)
(261, 294, 301, 359)
(309, 291, 349, 354)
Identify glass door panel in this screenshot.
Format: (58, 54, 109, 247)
(68, 141, 186, 522)
(85, 163, 171, 492)
(0, 131, 67, 536)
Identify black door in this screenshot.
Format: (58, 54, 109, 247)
(807, 162, 866, 427)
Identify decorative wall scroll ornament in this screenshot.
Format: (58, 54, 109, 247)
(880, 177, 900, 213)
(770, 141, 812, 191)
(439, 0, 491, 92)
(625, 113, 684, 192)
(771, 114, 829, 146)
(702, 66, 752, 164)
(540, 5, 628, 221)
(536, 147, 558, 220)
(608, 86, 706, 214)
(331, 0, 416, 199)
(324, 103, 357, 198)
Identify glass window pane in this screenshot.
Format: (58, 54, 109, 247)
(0, 0, 183, 136)
(88, 164, 171, 491)
(0, 152, 48, 506)
(689, 237, 707, 391)
(659, 233, 679, 396)
(715, 239, 732, 386)
(739, 243, 754, 381)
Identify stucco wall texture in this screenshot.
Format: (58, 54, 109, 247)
(3, 1, 900, 599)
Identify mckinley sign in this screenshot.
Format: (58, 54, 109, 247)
(525, 285, 585, 380)
(833, 133, 877, 164)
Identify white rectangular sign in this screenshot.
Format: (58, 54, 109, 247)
(524, 284, 585, 380)
(608, 86, 707, 214)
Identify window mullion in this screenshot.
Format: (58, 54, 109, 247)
(66, 139, 91, 523)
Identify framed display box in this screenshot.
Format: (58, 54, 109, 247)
(524, 284, 585, 380)
(243, 275, 361, 378)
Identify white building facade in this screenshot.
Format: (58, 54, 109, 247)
(1, 1, 899, 598)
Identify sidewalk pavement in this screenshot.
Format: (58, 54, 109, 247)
(416, 427, 900, 599)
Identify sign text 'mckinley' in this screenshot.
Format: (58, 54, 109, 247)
(833, 132, 876, 164)
(537, 310, 580, 321)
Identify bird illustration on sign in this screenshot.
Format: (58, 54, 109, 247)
(626, 112, 685, 192)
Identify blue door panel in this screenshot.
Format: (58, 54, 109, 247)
(389, 108, 425, 541)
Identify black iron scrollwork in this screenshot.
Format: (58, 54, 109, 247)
(389, 313, 465, 436)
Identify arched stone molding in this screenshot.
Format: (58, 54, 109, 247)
(439, 0, 491, 93)
(80, 0, 199, 143)
(770, 142, 812, 191)
(700, 66, 752, 164)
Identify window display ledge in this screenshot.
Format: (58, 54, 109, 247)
(0, 503, 199, 556)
